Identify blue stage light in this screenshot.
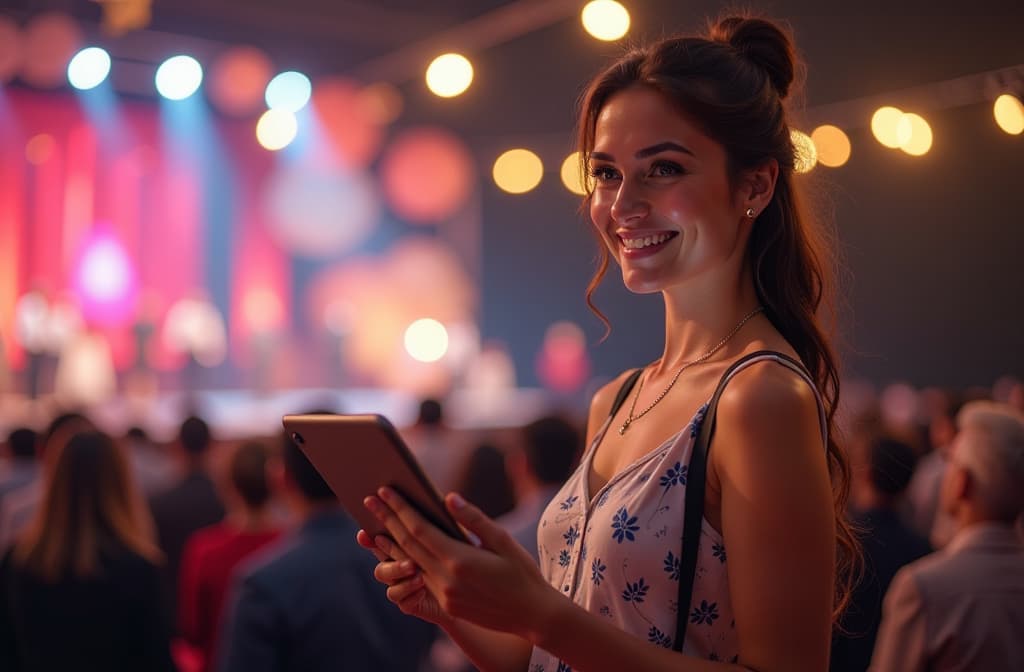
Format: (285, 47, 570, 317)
(155, 55, 203, 100)
(67, 47, 111, 90)
(265, 71, 311, 112)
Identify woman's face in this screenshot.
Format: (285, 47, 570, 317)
(588, 86, 750, 295)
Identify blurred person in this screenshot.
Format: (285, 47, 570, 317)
(871, 402, 1024, 671)
(0, 412, 93, 549)
(0, 430, 174, 671)
(0, 429, 38, 509)
(499, 415, 583, 562)
(455, 442, 516, 519)
(831, 437, 930, 672)
(904, 390, 961, 547)
(149, 415, 227, 632)
(178, 440, 283, 672)
(404, 398, 469, 496)
(125, 425, 177, 498)
(217, 432, 436, 672)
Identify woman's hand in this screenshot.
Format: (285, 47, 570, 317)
(355, 528, 452, 627)
(360, 488, 560, 642)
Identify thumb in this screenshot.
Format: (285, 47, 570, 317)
(445, 492, 515, 553)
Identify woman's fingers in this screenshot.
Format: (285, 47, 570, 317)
(374, 558, 419, 585)
(356, 529, 390, 563)
(375, 487, 459, 557)
(386, 575, 426, 605)
(364, 492, 445, 567)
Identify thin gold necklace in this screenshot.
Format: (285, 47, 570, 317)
(618, 306, 764, 435)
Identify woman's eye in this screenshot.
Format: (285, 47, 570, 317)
(589, 166, 619, 181)
(650, 161, 683, 177)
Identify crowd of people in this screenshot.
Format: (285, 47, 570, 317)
(0, 380, 1020, 671)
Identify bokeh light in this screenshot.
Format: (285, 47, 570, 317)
(21, 12, 83, 88)
(264, 162, 379, 257)
(162, 296, 227, 367)
(405, 318, 449, 363)
(358, 82, 404, 125)
(560, 152, 588, 195)
(493, 148, 544, 194)
(67, 47, 111, 90)
(0, 17, 24, 84)
(242, 288, 285, 333)
(581, 0, 630, 41)
(871, 106, 904, 148)
(256, 108, 298, 151)
(897, 113, 932, 156)
(536, 321, 591, 393)
(810, 124, 851, 168)
(791, 129, 818, 173)
(265, 70, 312, 112)
(155, 55, 203, 100)
(25, 134, 56, 165)
(73, 231, 138, 326)
(994, 94, 1024, 135)
(208, 46, 273, 117)
(425, 53, 473, 98)
(380, 127, 476, 222)
(312, 76, 386, 167)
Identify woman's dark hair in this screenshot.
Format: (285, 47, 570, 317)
(15, 431, 160, 581)
(575, 13, 859, 624)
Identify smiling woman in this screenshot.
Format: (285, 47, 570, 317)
(359, 12, 859, 672)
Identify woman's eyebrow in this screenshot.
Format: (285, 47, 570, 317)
(589, 141, 695, 163)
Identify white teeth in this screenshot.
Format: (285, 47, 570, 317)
(622, 233, 672, 249)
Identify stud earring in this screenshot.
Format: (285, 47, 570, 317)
(745, 207, 756, 218)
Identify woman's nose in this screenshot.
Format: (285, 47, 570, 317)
(609, 182, 649, 224)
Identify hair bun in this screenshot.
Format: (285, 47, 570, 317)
(710, 16, 796, 100)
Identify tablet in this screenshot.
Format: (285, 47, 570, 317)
(281, 413, 469, 543)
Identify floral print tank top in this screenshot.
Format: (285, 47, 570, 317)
(528, 354, 827, 670)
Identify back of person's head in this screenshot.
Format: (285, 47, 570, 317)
(952, 401, 1024, 523)
(43, 411, 92, 448)
(867, 437, 917, 498)
(457, 442, 516, 519)
(417, 398, 444, 427)
(229, 441, 273, 510)
(522, 416, 582, 485)
(179, 415, 212, 456)
(15, 430, 160, 581)
(125, 426, 149, 443)
(7, 427, 37, 460)
(577, 12, 856, 623)
(281, 433, 336, 503)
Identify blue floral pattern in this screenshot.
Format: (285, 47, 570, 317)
(648, 626, 672, 648)
(663, 550, 680, 581)
(611, 507, 640, 543)
(527, 356, 827, 671)
(557, 662, 572, 672)
(591, 558, 606, 585)
(690, 600, 720, 626)
(659, 462, 687, 489)
(621, 578, 649, 603)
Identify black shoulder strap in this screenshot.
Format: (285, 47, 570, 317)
(672, 350, 809, 652)
(608, 368, 644, 419)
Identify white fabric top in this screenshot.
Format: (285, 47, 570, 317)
(528, 354, 826, 670)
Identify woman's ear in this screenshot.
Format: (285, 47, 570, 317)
(739, 158, 779, 216)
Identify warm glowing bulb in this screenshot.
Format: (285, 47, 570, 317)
(425, 53, 473, 98)
(493, 149, 544, 194)
(810, 124, 851, 168)
(405, 318, 449, 363)
(994, 94, 1024, 135)
(897, 113, 932, 156)
(560, 152, 588, 195)
(871, 106, 904, 148)
(256, 109, 298, 151)
(581, 0, 630, 41)
(791, 129, 817, 173)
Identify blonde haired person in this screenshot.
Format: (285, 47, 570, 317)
(871, 402, 1024, 671)
(0, 430, 174, 671)
(359, 13, 859, 672)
